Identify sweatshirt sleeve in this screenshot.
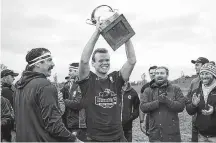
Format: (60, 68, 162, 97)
(39, 85, 76, 142)
(165, 86, 186, 113)
(140, 88, 159, 113)
(129, 90, 140, 121)
(1, 97, 13, 127)
(185, 89, 198, 115)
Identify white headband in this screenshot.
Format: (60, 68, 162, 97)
(69, 66, 79, 70)
(28, 53, 52, 66)
(28, 53, 51, 63)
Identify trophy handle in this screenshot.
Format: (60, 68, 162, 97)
(87, 5, 115, 25)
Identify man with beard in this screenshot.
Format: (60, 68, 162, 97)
(61, 63, 87, 141)
(78, 23, 136, 142)
(187, 57, 209, 141)
(14, 48, 79, 142)
(140, 66, 185, 142)
(121, 82, 140, 142)
(139, 66, 157, 136)
(186, 63, 216, 142)
(1, 69, 18, 141)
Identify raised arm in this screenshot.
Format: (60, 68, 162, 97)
(79, 29, 100, 80)
(120, 39, 136, 81)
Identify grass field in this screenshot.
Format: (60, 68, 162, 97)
(132, 85, 192, 142)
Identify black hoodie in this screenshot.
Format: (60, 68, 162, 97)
(121, 84, 140, 130)
(14, 71, 76, 142)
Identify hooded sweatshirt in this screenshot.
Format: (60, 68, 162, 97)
(14, 71, 76, 142)
(121, 84, 140, 130)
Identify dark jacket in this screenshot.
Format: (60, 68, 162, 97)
(1, 82, 14, 108)
(61, 81, 86, 129)
(140, 81, 185, 142)
(141, 82, 150, 94)
(186, 81, 216, 137)
(121, 85, 140, 130)
(14, 71, 76, 142)
(186, 76, 200, 100)
(1, 96, 14, 141)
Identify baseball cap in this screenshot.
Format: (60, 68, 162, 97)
(65, 76, 70, 80)
(191, 57, 209, 65)
(1, 69, 19, 78)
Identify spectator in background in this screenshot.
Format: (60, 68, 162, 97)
(14, 48, 79, 142)
(186, 57, 209, 141)
(1, 69, 19, 107)
(140, 66, 185, 142)
(61, 62, 87, 142)
(1, 96, 14, 142)
(186, 63, 216, 142)
(209, 61, 215, 65)
(121, 81, 140, 142)
(139, 66, 157, 136)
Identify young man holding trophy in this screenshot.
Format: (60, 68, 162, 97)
(78, 5, 136, 142)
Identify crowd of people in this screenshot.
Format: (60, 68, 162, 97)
(1, 25, 216, 142)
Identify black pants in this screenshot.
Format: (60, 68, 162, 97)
(1, 124, 12, 142)
(146, 114, 150, 136)
(192, 115, 198, 142)
(123, 128, 132, 142)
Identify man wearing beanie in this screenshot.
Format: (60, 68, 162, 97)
(186, 63, 216, 142)
(61, 62, 87, 141)
(14, 48, 79, 142)
(186, 57, 209, 141)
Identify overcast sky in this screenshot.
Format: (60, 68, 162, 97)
(1, 0, 216, 82)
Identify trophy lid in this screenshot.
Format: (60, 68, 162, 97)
(86, 5, 118, 25)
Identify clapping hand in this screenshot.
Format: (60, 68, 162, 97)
(192, 93, 200, 106)
(158, 92, 168, 103)
(201, 104, 214, 116)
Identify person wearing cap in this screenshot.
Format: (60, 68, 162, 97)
(1, 69, 19, 107)
(121, 82, 140, 142)
(186, 63, 216, 142)
(209, 61, 215, 65)
(186, 57, 209, 141)
(140, 66, 185, 142)
(60, 62, 87, 141)
(13, 48, 80, 142)
(78, 22, 136, 142)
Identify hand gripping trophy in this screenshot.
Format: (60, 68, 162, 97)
(86, 5, 135, 51)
